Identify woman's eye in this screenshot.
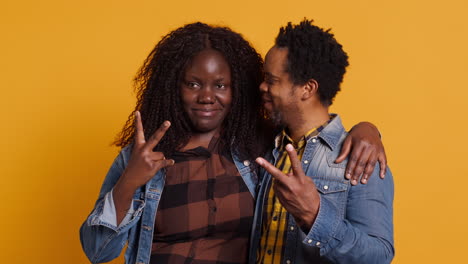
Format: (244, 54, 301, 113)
(216, 84, 226, 89)
(187, 82, 200, 88)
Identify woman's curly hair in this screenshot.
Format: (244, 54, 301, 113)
(114, 22, 269, 160)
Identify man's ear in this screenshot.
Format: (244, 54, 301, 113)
(301, 79, 319, 100)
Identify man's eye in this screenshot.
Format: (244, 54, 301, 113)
(216, 84, 226, 89)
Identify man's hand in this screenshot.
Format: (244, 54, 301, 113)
(335, 122, 387, 185)
(256, 144, 320, 231)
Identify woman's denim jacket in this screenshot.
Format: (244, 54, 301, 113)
(248, 115, 395, 264)
(80, 145, 258, 264)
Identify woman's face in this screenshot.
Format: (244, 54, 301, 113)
(180, 49, 232, 134)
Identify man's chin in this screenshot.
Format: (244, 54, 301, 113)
(268, 110, 284, 126)
(263, 101, 273, 112)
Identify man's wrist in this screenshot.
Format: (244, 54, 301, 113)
(295, 200, 320, 233)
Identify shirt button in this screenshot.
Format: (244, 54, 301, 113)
(290, 226, 295, 231)
(307, 239, 313, 244)
(273, 215, 278, 221)
(316, 241, 321, 246)
(312, 138, 317, 143)
(323, 185, 329, 190)
(243, 160, 250, 166)
(286, 260, 291, 264)
(303, 160, 309, 164)
(267, 249, 272, 255)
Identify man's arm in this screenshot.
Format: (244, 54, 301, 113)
(306, 164, 394, 263)
(256, 145, 394, 263)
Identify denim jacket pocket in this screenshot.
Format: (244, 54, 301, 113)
(313, 177, 349, 217)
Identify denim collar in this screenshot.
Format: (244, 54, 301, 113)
(316, 114, 345, 151)
(274, 113, 344, 151)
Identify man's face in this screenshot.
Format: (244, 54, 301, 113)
(260, 46, 301, 126)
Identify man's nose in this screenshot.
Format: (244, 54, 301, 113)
(198, 87, 216, 103)
(259, 81, 268, 93)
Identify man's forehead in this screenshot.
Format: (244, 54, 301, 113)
(266, 46, 287, 59)
(265, 46, 288, 74)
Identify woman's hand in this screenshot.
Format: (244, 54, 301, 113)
(119, 111, 174, 190)
(113, 111, 174, 224)
(335, 122, 387, 185)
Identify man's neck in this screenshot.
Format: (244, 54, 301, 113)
(287, 107, 330, 142)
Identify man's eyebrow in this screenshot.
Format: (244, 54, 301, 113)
(265, 72, 280, 80)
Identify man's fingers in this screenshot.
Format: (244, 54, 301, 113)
(272, 181, 287, 200)
(285, 144, 305, 178)
(256, 157, 289, 183)
(145, 121, 171, 151)
(134, 111, 146, 146)
(335, 136, 351, 163)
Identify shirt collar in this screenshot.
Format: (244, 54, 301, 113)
(276, 115, 335, 150)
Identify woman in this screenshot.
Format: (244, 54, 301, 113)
(80, 22, 385, 264)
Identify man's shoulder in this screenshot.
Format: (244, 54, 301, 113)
(317, 114, 347, 149)
(316, 114, 349, 165)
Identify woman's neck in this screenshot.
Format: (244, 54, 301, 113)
(179, 128, 220, 151)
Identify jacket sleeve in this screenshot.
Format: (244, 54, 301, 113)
(303, 165, 395, 264)
(79, 147, 146, 264)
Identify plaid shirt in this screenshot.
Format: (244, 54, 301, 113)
(257, 119, 332, 264)
(150, 136, 254, 264)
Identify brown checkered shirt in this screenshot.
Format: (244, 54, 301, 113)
(150, 136, 254, 264)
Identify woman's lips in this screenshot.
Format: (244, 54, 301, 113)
(192, 109, 221, 117)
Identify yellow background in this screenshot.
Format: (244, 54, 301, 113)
(1, 0, 467, 263)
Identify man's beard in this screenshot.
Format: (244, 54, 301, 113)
(267, 101, 303, 128)
(269, 108, 285, 126)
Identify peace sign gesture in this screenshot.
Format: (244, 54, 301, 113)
(113, 111, 174, 225)
(256, 144, 320, 230)
(122, 111, 175, 189)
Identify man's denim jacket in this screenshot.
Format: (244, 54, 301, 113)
(248, 115, 395, 264)
(80, 145, 258, 264)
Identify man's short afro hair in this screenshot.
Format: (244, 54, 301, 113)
(275, 18, 349, 106)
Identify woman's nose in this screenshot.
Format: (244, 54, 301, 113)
(197, 87, 216, 104)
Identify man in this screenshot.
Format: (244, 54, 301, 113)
(249, 19, 394, 263)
